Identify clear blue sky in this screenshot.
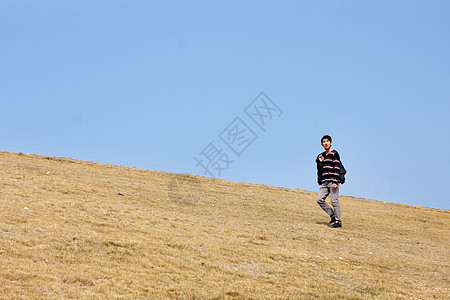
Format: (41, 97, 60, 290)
(1, 1, 449, 209)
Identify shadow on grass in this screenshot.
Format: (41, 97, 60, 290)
(316, 221, 331, 226)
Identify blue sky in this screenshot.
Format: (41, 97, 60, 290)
(1, 0, 449, 209)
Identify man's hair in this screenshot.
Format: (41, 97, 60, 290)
(321, 135, 332, 143)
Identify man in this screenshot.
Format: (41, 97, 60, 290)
(316, 135, 343, 228)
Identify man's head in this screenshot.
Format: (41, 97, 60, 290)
(321, 135, 332, 150)
(321, 135, 332, 143)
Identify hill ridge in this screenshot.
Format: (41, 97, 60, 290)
(0, 150, 448, 299)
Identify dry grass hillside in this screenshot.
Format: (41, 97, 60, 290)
(0, 150, 448, 299)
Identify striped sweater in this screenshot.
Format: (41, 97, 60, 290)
(316, 150, 341, 185)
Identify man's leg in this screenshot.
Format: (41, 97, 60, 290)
(330, 184, 341, 221)
(317, 183, 334, 216)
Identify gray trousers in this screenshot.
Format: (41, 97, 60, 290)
(317, 182, 341, 221)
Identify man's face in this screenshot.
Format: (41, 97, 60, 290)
(321, 139, 332, 150)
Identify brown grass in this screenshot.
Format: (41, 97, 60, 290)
(0, 149, 448, 299)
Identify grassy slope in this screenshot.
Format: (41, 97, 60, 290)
(0, 150, 448, 299)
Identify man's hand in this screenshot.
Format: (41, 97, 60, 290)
(318, 154, 324, 162)
(332, 183, 338, 189)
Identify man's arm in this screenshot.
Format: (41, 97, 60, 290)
(316, 154, 324, 185)
(316, 152, 324, 164)
(332, 151, 341, 189)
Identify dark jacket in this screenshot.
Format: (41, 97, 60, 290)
(316, 150, 345, 185)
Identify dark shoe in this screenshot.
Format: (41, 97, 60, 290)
(328, 214, 335, 225)
(329, 220, 342, 228)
